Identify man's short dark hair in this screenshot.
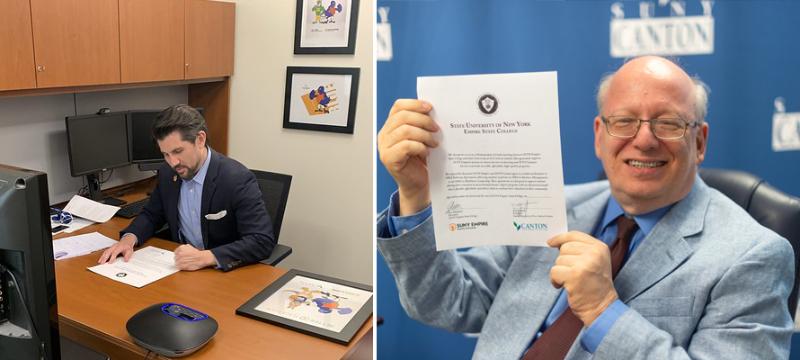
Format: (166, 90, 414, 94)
(152, 104, 209, 143)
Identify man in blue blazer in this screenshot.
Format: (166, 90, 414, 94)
(377, 56, 794, 358)
(99, 105, 275, 272)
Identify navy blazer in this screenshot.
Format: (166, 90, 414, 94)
(122, 149, 275, 271)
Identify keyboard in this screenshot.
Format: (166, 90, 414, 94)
(116, 198, 149, 219)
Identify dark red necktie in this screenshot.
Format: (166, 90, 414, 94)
(522, 216, 638, 360)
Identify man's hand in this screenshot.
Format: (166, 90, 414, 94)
(174, 244, 217, 271)
(377, 99, 440, 215)
(98, 234, 137, 264)
(548, 231, 618, 326)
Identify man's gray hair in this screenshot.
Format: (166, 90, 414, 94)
(595, 70, 710, 124)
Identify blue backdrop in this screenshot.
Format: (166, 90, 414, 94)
(376, 1, 800, 358)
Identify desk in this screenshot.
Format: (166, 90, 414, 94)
(53, 191, 372, 359)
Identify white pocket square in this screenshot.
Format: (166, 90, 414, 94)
(205, 210, 227, 220)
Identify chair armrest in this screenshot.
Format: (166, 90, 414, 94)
(260, 244, 293, 266)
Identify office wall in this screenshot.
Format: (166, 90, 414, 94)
(226, 1, 374, 285)
(0, 87, 187, 204)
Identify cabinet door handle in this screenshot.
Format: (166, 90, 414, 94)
(36, 65, 45, 72)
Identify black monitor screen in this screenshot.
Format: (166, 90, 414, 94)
(65, 112, 130, 177)
(0, 164, 60, 359)
(128, 111, 162, 164)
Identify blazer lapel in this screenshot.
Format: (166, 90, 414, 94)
(615, 178, 710, 302)
(478, 247, 560, 359)
(200, 150, 219, 248)
(167, 173, 182, 241)
(567, 188, 611, 234)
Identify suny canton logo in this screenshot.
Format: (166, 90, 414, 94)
(772, 97, 800, 152)
(376, 7, 392, 62)
(513, 222, 549, 231)
(609, 0, 715, 58)
(478, 94, 498, 115)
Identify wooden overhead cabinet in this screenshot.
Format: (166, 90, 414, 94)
(0, 0, 37, 91)
(29, 0, 121, 88)
(119, 0, 185, 83)
(185, 0, 235, 79)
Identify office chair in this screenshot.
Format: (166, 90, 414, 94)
(251, 170, 293, 266)
(698, 168, 800, 319)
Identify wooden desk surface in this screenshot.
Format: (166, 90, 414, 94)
(54, 193, 372, 359)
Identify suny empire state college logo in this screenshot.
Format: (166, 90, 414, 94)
(609, 0, 715, 58)
(478, 94, 498, 115)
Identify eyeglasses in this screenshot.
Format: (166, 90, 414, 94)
(50, 208, 73, 225)
(601, 116, 700, 140)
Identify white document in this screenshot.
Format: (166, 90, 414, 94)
(62, 195, 120, 223)
(87, 247, 179, 288)
(418, 71, 568, 250)
(62, 217, 95, 234)
(52, 231, 117, 260)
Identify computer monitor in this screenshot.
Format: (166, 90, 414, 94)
(127, 107, 205, 172)
(0, 164, 60, 360)
(127, 110, 164, 171)
(65, 112, 130, 205)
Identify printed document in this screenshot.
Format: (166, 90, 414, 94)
(418, 71, 568, 250)
(63, 195, 119, 223)
(52, 232, 117, 260)
(88, 247, 179, 288)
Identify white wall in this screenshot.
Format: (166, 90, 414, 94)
(0, 87, 187, 204)
(227, 0, 373, 285)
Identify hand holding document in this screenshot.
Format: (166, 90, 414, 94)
(418, 71, 568, 250)
(52, 232, 117, 260)
(63, 195, 120, 223)
(88, 247, 179, 288)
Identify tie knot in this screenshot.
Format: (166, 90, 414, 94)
(616, 216, 638, 240)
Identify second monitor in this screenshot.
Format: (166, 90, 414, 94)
(128, 107, 204, 172)
(128, 111, 165, 171)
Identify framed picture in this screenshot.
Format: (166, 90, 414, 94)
(294, 0, 359, 54)
(236, 269, 373, 344)
(283, 66, 360, 134)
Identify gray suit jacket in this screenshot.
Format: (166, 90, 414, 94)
(377, 178, 794, 359)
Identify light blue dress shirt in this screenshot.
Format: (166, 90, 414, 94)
(384, 191, 672, 354)
(178, 148, 211, 250)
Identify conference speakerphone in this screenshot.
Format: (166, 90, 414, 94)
(127, 303, 218, 357)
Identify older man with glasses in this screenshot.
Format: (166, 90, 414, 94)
(376, 55, 794, 359)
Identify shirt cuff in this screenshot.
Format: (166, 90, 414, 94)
(580, 299, 629, 353)
(386, 191, 432, 237)
(122, 233, 139, 247)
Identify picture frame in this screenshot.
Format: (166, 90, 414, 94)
(236, 269, 373, 344)
(283, 66, 360, 134)
(294, 0, 359, 54)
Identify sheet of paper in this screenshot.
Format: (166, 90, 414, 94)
(418, 71, 568, 250)
(87, 247, 179, 288)
(62, 217, 95, 234)
(62, 195, 120, 223)
(52, 231, 117, 260)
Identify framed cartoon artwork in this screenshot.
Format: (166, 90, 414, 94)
(282, 66, 360, 134)
(236, 269, 373, 344)
(294, 0, 359, 54)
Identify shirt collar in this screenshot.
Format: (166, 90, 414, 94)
(188, 147, 211, 186)
(600, 195, 673, 236)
